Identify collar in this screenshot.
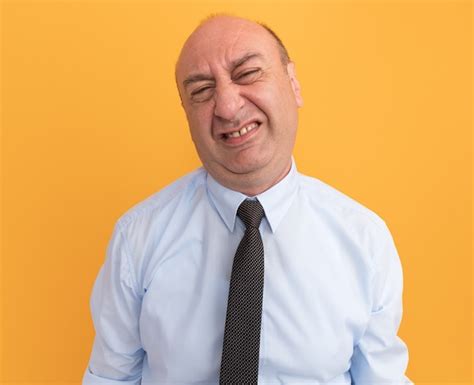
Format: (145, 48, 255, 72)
(206, 159, 299, 233)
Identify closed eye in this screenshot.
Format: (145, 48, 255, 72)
(191, 86, 212, 96)
(234, 69, 261, 83)
(190, 84, 215, 102)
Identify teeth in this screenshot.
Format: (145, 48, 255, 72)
(226, 122, 259, 139)
(243, 122, 258, 134)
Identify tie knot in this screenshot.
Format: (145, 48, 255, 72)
(237, 199, 265, 229)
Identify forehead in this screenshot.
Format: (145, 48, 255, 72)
(176, 18, 280, 80)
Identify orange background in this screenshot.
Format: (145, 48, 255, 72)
(1, 1, 472, 384)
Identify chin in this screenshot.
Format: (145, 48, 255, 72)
(226, 159, 268, 176)
(230, 151, 273, 173)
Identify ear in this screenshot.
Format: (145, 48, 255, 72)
(286, 62, 303, 107)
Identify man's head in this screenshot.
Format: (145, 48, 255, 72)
(176, 15, 303, 195)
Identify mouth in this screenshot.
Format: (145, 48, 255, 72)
(220, 121, 261, 141)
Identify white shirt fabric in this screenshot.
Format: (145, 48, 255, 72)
(83, 160, 412, 384)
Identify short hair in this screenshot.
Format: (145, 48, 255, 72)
(257, 22, 290, 65)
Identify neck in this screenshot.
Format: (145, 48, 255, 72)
(211, 159, 292, 196)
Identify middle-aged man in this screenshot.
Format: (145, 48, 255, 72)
(83, 15, 412, 384)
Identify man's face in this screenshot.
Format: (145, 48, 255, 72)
(176, 17, 303, 194)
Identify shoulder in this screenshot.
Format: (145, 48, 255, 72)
(115, 167, 208, 232)
(103, 168, 208, 295)
(297, 172, 389, 234)
(297, 171, 398, 273)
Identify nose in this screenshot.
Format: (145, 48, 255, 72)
(213, 82, 245, 122)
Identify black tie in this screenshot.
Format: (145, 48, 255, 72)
(219, 199, 265, 384)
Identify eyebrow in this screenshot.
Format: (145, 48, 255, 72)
(182, 52, 263, 89)
(231, 52, 263, 70)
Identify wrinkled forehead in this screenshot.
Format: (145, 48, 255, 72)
(176, 18, 279, 82)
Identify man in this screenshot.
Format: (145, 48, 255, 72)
(83, 15, 412, 384)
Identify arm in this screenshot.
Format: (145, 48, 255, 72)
(83, 223, 145, 384)
(350, 221, 413, 385)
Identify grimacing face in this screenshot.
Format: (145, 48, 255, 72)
(176, 16, 303, 195)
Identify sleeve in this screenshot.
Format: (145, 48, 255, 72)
(83, 223, 145, 384)
(350, 221, 413, 385)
